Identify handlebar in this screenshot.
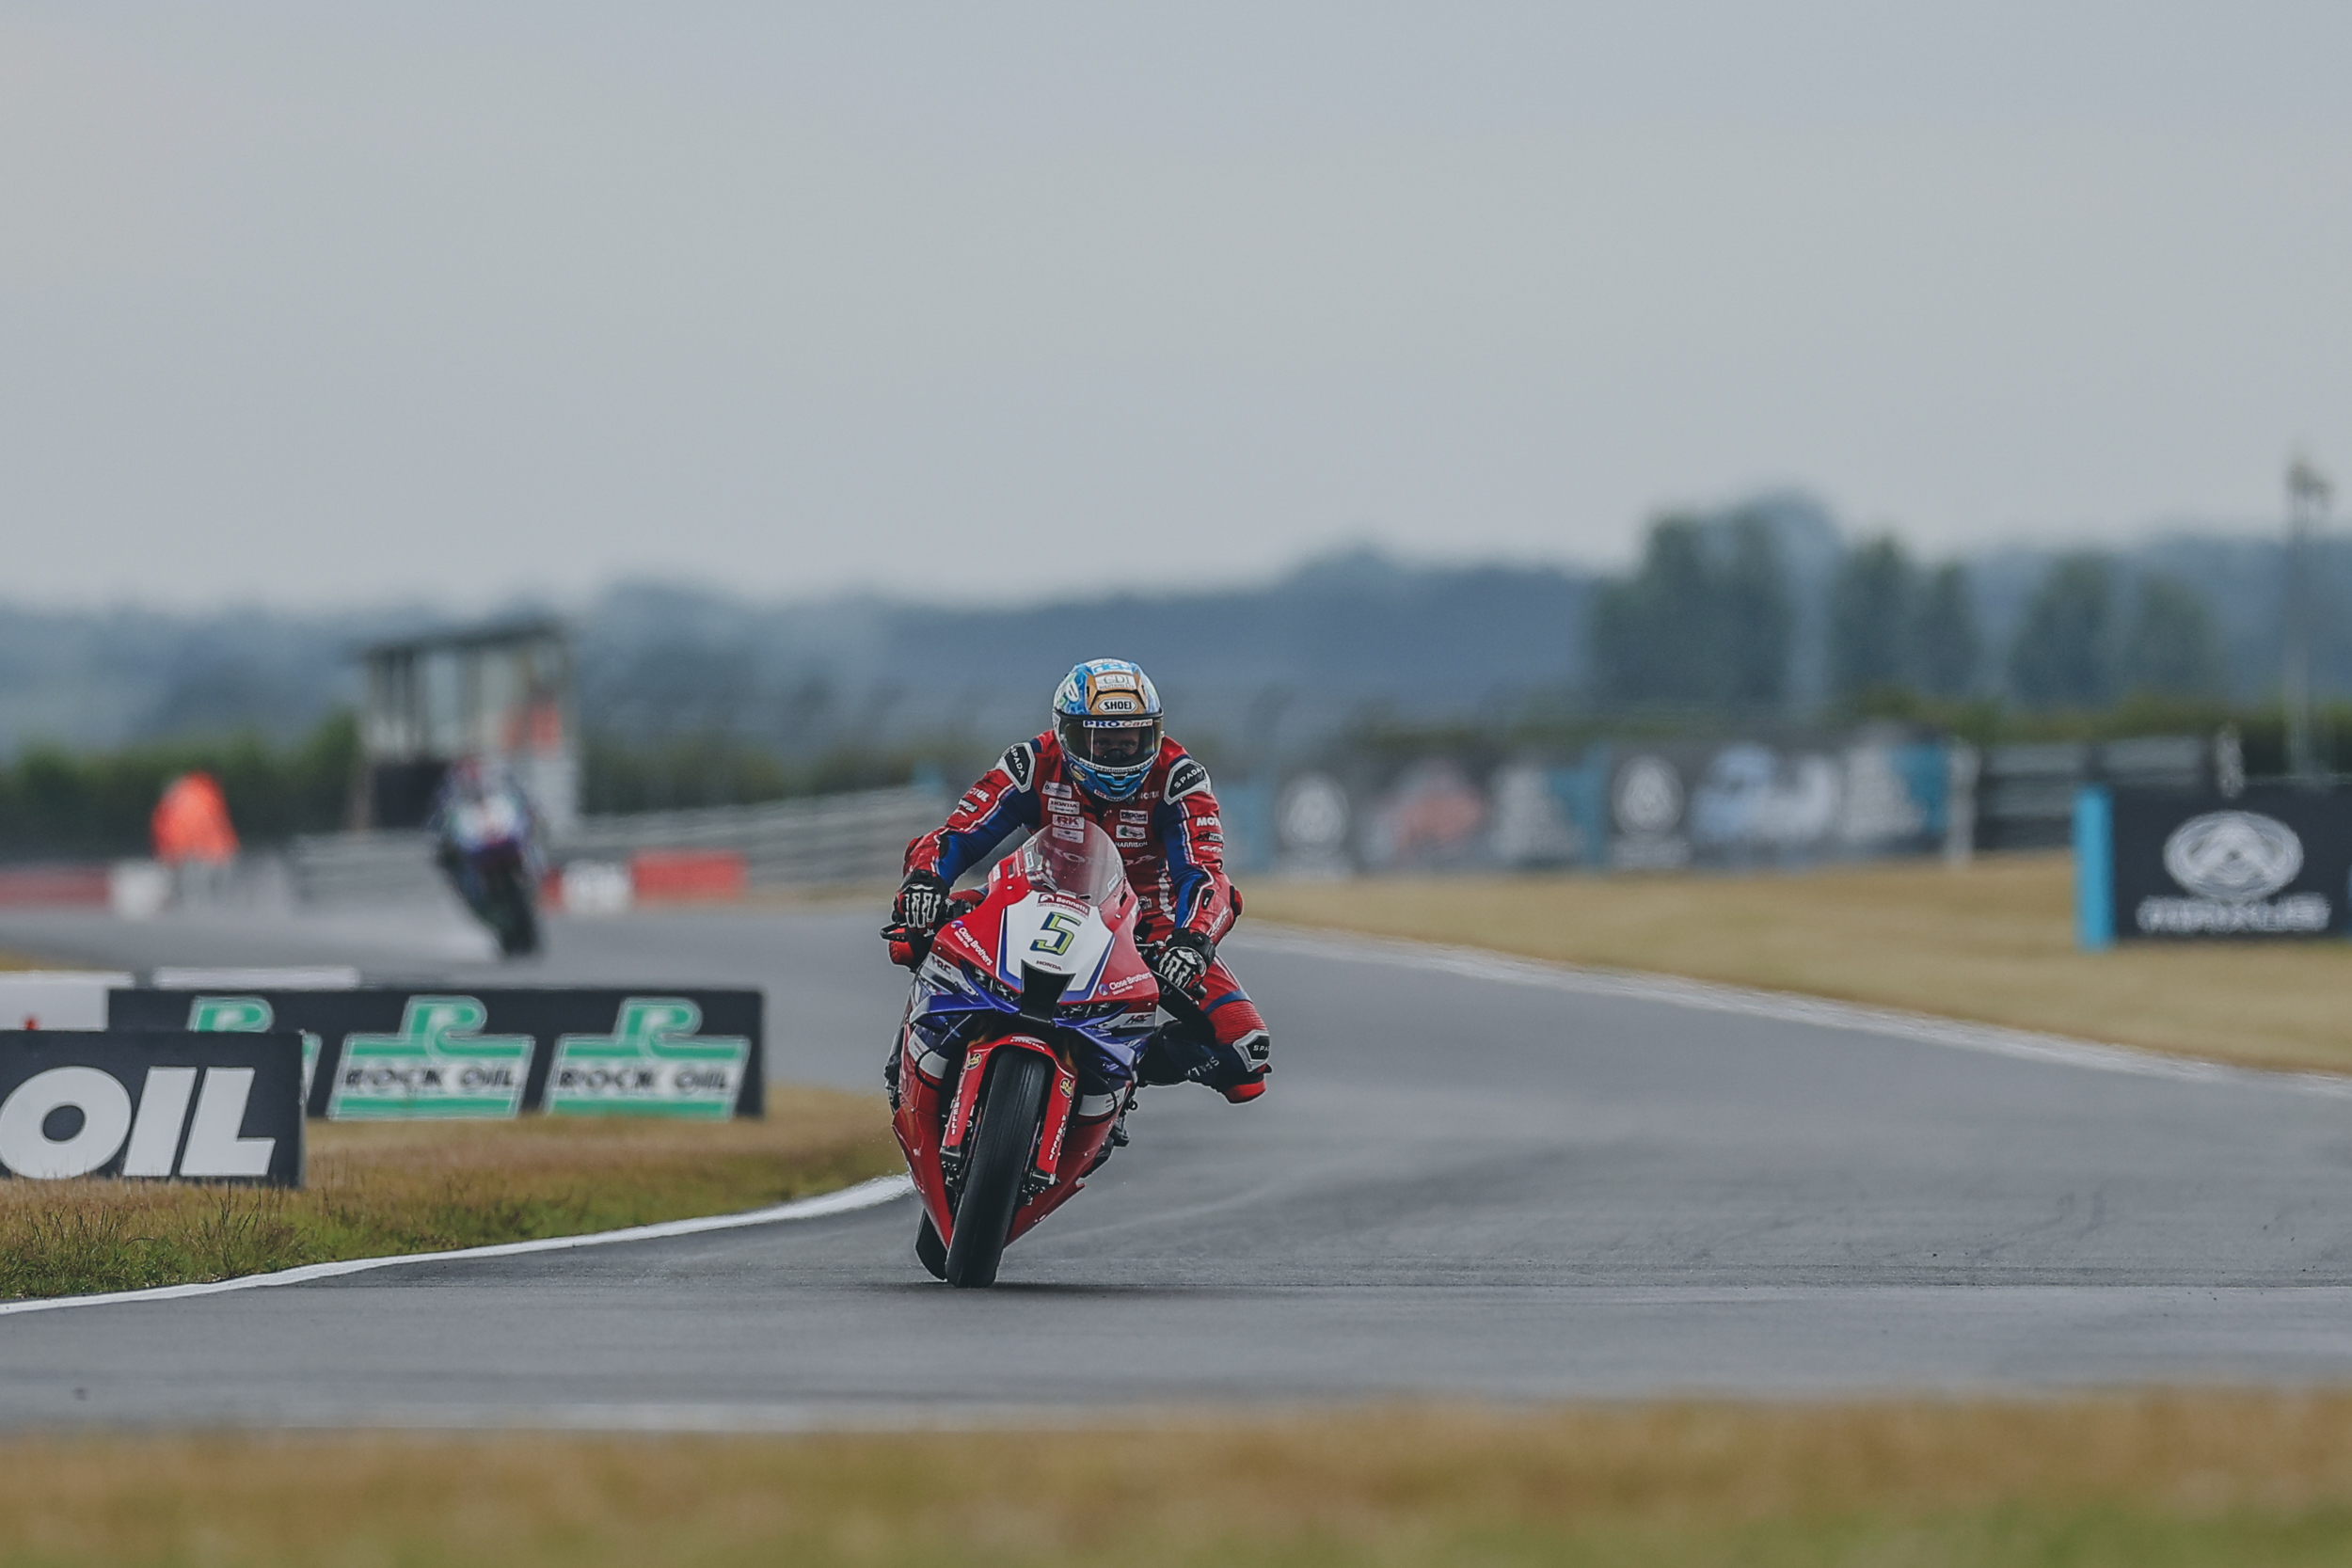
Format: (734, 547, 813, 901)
(882, 892, 987, 969)
(882, 912, 1219, 1035)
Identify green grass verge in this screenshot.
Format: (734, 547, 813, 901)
(9, 1395, 2352, 1564)
(0, 1085, 898, 1300)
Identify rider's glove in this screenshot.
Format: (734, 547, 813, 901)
(1150, 928, 1216, 998)
(892, 870, 952, 932)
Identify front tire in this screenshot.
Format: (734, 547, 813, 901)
(943, 1050, 1053, 1289)
(487, 869, 540, 957)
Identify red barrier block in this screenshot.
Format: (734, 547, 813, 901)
(628, 850, 748, 903)
(0, 864, 110, 907)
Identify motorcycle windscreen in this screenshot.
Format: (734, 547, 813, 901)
(447, 791, 527, 850)
(1018, 817, 1127, 907)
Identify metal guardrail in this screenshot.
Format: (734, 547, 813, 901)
(553, 784, 944, 886)
(287, 784, 946, 905)
(285, 830, 451, 906)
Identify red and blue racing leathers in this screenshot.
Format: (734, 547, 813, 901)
(904, 734, 1271, 1085)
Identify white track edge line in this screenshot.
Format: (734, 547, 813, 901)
(0, 1173, 914, 1318)
(1242, 926, 2352, 1101)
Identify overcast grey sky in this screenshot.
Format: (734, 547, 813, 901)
(3, 3, 2347, 609)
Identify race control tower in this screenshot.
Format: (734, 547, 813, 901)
(354, 619, 578, 833)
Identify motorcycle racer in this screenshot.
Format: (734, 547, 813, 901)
(428, 755, 547, 957)
(893, 658, 1271, 1102)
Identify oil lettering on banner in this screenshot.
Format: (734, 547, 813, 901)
(0, 1033, 303, 1185)
(185, 996, 325, 1105)
(545, 998, 752, 1118)
(328, 996, 533, 1119)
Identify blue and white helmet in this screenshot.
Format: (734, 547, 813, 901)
(1052, 658, 1163, 801)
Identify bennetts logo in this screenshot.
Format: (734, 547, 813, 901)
(2139, 809, 2328, 935)
(2162, 811, 2303, 901)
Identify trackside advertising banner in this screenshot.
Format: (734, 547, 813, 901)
(1239, 731, 1949, 876)
(2079, 786, 2352, 945)
(0, 1032, 304, 1185)
(104, 989, 764, 1120)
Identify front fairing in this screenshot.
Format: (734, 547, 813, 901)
(913, 841, 1158, 1086)
(445, 794, 529, 853)
(909, 949, 1156, 1086)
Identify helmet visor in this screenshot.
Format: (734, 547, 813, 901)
(1057, 713, 1160, 777)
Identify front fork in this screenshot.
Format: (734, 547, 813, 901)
(892, 1016, 1118, 1247)
(938, 1036, 1077, 1199)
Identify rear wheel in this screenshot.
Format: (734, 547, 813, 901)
(943, 1051, 1053, 1289)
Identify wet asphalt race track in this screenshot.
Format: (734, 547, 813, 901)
(5, 900, 2352, 1428)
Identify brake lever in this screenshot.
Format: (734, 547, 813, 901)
(880, 922, 935, 970)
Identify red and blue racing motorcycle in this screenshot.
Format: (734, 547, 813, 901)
(884, 816, 1198, 1288)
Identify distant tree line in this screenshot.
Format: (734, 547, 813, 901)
(580, 732, 959, 815)
(0, 521, 2261, 865)
(1591, 516, 2225, 713)
(0, 713, 358, 861)
(0, 712, 977, 862)
(1826, 539, 1980, 700)
(2004, 552, 2222, 707)
(1590, 515, 1792, 708)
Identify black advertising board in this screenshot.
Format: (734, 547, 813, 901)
(0, 1032, 305, 1185)
(2105, 786, 2352, 941)
(105, 989, 765, 1121)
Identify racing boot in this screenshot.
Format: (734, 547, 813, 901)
(1202, 1031, 1270, 1104)
(1139, 1023, 1268, 1103)
(1218, 1069, 1268, 1104)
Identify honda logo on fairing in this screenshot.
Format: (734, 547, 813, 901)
(2163, 812, 2303, 902)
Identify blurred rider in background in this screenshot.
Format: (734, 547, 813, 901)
(429, 755, 548, 956)
(894, 658, 1271, 1103)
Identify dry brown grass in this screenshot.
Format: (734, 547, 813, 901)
(1247, 852, 2352, 1074)
(0, 1085, 898, 1299)
(8, 1394, 2352, 1565)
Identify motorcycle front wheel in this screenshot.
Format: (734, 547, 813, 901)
(486, 869, 540, 957)
(943, 1050, 1053, 1289)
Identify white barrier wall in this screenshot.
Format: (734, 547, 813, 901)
(0, 973, 135, 1030)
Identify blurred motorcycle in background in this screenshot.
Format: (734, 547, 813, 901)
(430, 757, 546, 958)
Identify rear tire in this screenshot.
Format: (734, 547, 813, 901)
(943, 1051, 1053, 1290)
